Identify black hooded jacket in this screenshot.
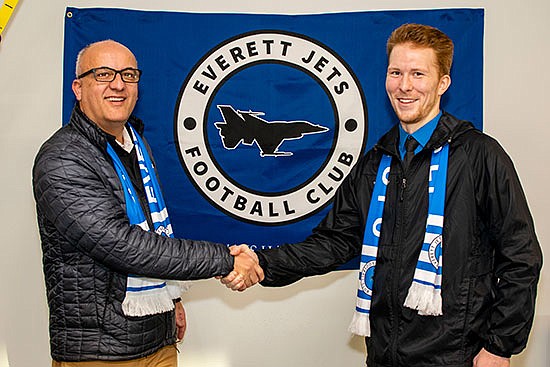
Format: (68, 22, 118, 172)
(33, 105, 234, 361)
(257, 112, 542, 366)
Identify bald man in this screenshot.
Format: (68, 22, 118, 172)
(33, 40, 262, 366)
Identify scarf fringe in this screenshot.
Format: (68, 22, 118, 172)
(122, 291, 175, 317)
(166, 281, 189, 299)
(403, 282, 442, 316)
(348, 312, 371, 337)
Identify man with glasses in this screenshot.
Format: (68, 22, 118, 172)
(33, 40, 263, 366)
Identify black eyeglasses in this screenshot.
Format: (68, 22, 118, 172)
(77, 66, 142, 83)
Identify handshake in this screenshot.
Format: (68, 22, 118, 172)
(220, 245, 264, 292)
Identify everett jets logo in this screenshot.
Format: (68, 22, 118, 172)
(428, 235, 443, 268)
(175, 30, 367, 225)
(215, 105, 329, 157)
(360, 260, 376, 296)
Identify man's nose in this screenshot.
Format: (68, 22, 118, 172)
(399, 75, 413, 91)
(109, 72, 126, 90)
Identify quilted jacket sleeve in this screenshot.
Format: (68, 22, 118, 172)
(33, 133, 234, 280)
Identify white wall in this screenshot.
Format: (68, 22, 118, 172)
(0, 1, 547, 366)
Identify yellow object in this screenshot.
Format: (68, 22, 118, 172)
(0, 0, 20, 38)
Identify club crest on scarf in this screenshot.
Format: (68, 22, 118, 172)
(175, 30, 367, 225)
(360, 261, 376, 296)
(428, 235, 443, 268)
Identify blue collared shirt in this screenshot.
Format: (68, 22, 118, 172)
(398, 111, 442, 160)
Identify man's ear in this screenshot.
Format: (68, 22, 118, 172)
(438, 75, 451, 96)
(72, 79, 82, 101)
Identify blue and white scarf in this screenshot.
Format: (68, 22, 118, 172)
(349, 144, 449, 336)
(107, 126, 187, 317)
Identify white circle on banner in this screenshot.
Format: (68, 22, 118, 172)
(175, 30, 367, 225)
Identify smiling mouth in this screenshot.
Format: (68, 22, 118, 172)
(106, 97, 125, 102)
(397, 98, 416, 104)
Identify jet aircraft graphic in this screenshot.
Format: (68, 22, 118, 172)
(214, 105, 329, 157)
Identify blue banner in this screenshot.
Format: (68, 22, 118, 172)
(63, 8, 483, 268)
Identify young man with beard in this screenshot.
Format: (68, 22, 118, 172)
(224, 24, 542, 367)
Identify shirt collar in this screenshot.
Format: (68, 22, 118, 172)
(106, 125, 134, 153)
(399, 111, 442, 155)
(116, 126, 134, 153)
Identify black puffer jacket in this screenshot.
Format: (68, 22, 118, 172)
(258, 112, 542, 366)
(33, 105, 234, 362)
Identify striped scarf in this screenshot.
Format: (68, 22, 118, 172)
(349, 144, 449, 336)
(107, 126, 185, 317)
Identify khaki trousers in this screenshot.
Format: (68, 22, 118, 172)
(52, 345, 178, 367)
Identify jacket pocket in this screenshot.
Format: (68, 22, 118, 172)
(463, 252, 495, 357)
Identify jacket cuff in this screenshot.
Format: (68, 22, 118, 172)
(483, 342, 512, 359)
(221, 248, 235, 277)
(257, 252, 270, 286)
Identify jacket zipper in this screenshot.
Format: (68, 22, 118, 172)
(389, 166, 409, 366)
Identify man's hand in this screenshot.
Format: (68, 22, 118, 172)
(174, 301, 186, 342)
(473, 348, 510, 367)
(221, 244, 264, 291)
